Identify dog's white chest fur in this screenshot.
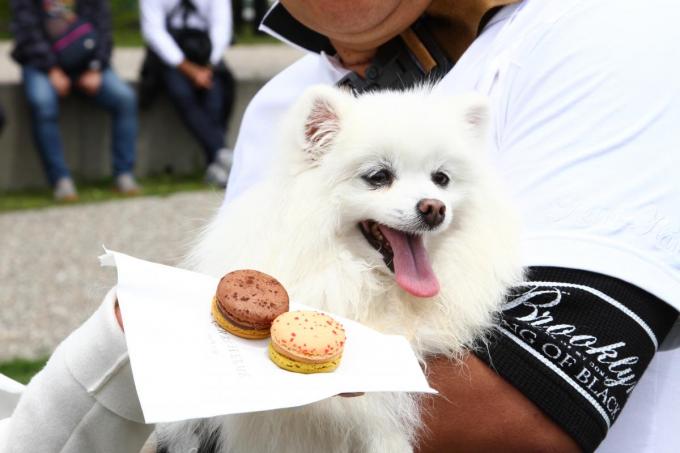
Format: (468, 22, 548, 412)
(161, 86, 523, 452)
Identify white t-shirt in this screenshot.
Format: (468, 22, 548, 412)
(223, 1, 680, 451)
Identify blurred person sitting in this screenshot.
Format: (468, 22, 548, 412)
(232, 0, 270, 37)
(9, 0, 141, 201)
(0, 102, 5, 135)
(140, 0, 235, 187)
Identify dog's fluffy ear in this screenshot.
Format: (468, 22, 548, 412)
(292, 85, 350, 164)
(456, 93, 490, 142)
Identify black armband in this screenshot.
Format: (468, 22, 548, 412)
(476, 267, 678, 452)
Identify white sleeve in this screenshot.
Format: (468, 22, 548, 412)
(222, 53, 339, 207)
(489, 0, 680, 313)
(140, 0, 185, 66)
(209, 0, 232, 65)
(3, 289, 153, 453)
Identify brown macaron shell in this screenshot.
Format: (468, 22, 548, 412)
(270, 311, 346, 364)
(216, 270, 289, 331)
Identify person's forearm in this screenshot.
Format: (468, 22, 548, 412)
(140, 1, 185, 66)
(5, 289, 153, 452)
(416, 354, 581, 453)
(208, 0, 233, 65)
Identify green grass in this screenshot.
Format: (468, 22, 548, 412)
(0, 172, 211, 213)
(0, 357, 49, 385)
(111, 27, 279, 48)
(112, 29, 146, 48)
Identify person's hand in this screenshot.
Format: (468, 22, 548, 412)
(193, 66, 213, 89)
(114, 300, 124, 332)
(77, 69, 103, 96)
(48, 67, 71, 97)
(178, 60, 213, 89)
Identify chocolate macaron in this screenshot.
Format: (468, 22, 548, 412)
(212, 270, 289, 339)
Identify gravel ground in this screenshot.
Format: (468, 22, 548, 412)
(0, 191, 223, 361)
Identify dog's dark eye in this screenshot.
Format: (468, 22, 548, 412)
(432, 171, 450, 187)
(363, 169, 394, 188)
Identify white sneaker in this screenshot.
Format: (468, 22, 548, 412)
(205, 163, 229, 188)
(53, 177, 78, 202)
(115, 173, 142, 196)
(215, 148, 234, 171)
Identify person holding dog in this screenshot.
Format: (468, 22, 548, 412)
(224, 2, 680, 451)
(140, 0, 236, 188)
(4, 0, 680, 452)
(9, 0, 141, 201)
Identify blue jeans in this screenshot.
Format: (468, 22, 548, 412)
(22, 66, 138, 185)
(161, 65, 227, 164)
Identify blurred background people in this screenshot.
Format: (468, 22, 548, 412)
(9, 0, 141, 201)
(231, 0, 269, 37)
(140, 0, 235, 188)
(0, 102, 5, 136)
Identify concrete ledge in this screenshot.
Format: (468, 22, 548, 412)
(0, 44, 303, 191)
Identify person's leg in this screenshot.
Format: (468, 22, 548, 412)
(161, 66, 225, 165)
(0, 102, 6, 135)
(202, 67, 235, 170)
(21, 66, 70, 186)
(218, 66, 236, 132)
(200, 75, 226, 146)
(199, 73, 227, 155)
(90, 69, 138, 179)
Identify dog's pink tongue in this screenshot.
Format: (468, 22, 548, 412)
(378, 226, 440, 298)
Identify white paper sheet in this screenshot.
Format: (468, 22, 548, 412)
(100, 249, 436, 423)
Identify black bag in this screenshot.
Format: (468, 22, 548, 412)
(51, 19, 99, 74)
(168, 0, 212, 66)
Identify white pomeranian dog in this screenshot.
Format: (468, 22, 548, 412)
(160, 85, 523, 452)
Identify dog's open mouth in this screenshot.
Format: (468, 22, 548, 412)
(359, 220, 440, 298)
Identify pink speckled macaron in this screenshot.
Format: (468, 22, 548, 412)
(269, 311, 346, 373)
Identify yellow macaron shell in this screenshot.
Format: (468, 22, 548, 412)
(211, 297, 270, 339)
(270, 311, 346, 364)
(268, 343, 341, 374)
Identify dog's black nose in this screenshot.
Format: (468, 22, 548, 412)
(417, 199, 446, 228)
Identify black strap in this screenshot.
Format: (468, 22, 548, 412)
(337, 17, 453, 95)
(335, 7, 510, 96)
(167, 0, 208, 30)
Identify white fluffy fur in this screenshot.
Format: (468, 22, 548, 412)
(159, 86, 523, 452)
